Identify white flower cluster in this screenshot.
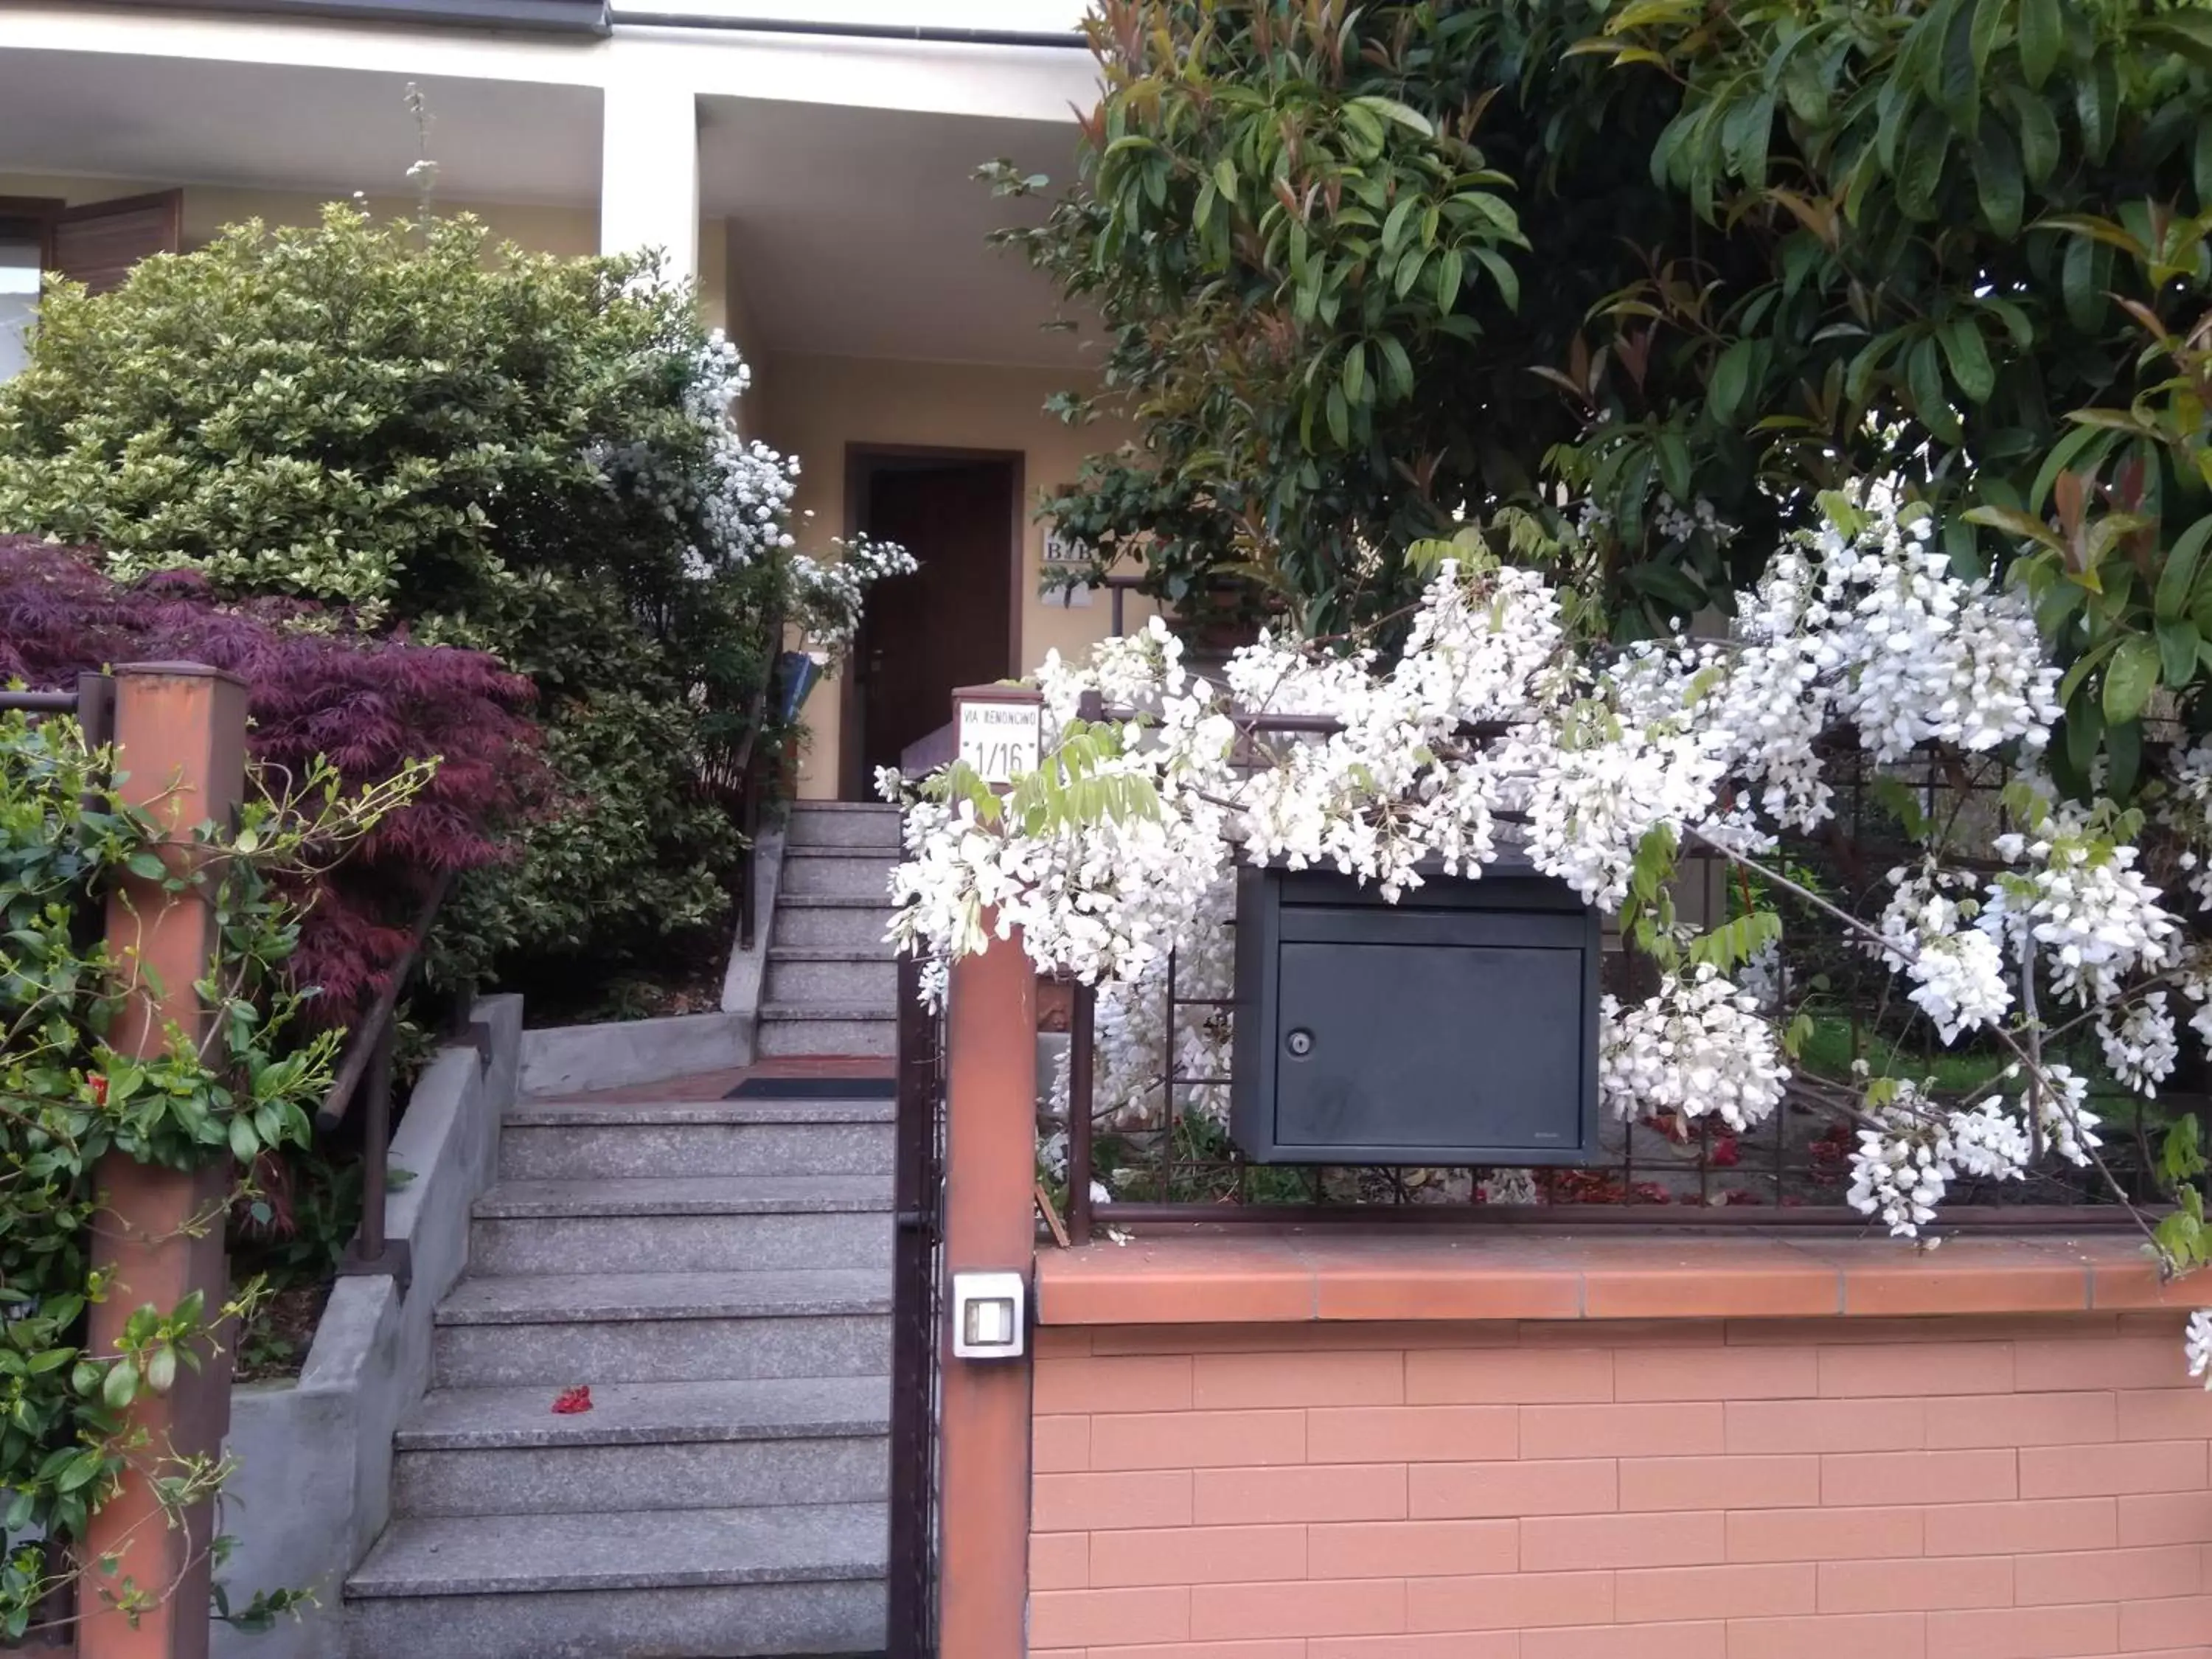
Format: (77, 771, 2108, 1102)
(1720, 489, 2059, 838)
(594, 331, 806, 577)
(1985, 810, 2179, 1005)
(1846, 1082, 2031, 1236)
(2160, 736, 2212, 910)
(676, 332, 802, 571)
(2188, 1310, 2212, 1388)
(2026, 1062, 2101, 1166)
(2096, 992, 2179, 1096)
(1874, 866, 2010, 1043)
(1045, 902, 1237, 1139)
(788, 535, 918, 659)
(1803, 494, 2059, 760)
(1599, 965, 1790, 1132)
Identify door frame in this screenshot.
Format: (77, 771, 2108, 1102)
(839, 443, 1026, 799)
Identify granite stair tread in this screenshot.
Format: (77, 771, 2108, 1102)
(348, 1503, 887, 1599)
(760, 1004, 895, 1021)
(397, 1377, 890, 1451)
(768, 942, 899, 960)
(772, 893, 897, 910)
(474, 1175, 891, 1218)
(504, 1098, 893, 1127)
(435, 1268, 891, 1326)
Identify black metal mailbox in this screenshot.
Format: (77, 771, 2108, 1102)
(1230, 863, 1601, 1166)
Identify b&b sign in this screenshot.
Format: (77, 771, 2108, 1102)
(957, 697, 1042, 787)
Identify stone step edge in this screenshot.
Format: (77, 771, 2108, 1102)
(781, 845, 904, 860)
(765, 944, 899, 961)
(434, 1297, 894, 1328)
(473, 1182, 891, 1220)
(396, 1397, 889, 1453)
(431, 1310, 889, 1336)
(346, 1509, 888, 1600)
(504, 1100, 894, 1127)
(394, 1419, 891, 1453)
(759, 1004, 896, 1022)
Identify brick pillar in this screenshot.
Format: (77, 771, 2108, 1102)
(78, 664, 248, 1659)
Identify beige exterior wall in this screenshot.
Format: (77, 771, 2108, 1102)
(0, 173, 740, 338)
(751, 350, 1148, 799)
(0, 173, 1135, 799)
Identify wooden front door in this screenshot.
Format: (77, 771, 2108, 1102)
(851, 457, 1016, 791)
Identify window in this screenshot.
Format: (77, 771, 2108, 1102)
(0, 192, 184, 383)
(0, 204, 53, 386)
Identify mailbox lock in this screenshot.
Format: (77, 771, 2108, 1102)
(1285, 1028, 1315, 1058)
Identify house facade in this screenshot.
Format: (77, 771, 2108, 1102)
(0, 0, 1140, 797)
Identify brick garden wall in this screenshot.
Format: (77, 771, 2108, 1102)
(1027, 1313, 2212, 1658)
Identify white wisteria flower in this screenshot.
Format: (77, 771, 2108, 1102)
(1599, 967, 1790, 1132)
(2097, 993, 2180, 1097)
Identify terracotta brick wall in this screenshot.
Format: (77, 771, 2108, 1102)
(1028, 1313, 2212, 1658)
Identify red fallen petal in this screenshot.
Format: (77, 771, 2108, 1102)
(552, 1385, 593, 1415)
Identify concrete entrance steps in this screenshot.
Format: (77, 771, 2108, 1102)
(757, 803, 902, 1058)
(345, 1090, 896, 1658)
(346, 1504, 885, 1658)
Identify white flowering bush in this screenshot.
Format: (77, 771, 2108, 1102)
(886, 481, 2212, 1379)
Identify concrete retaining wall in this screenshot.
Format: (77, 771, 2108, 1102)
(212, 995, 521, 1659)
(516, 1006, 753, 1099)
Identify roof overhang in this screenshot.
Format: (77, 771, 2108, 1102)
(128, 0, 610, 32)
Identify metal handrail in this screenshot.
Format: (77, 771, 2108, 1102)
(1076, 689, 1520, 743)
(1, 672, 117, 754)
(1099, 573, 1146, 638)
(731, 602, 787, 956)
(322, 869, 456, 1293)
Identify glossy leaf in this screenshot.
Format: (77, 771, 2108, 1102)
(2104, 635, 2161, 725)
(2020, 0, 2062, 86)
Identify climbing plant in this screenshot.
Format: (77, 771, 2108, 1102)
(0, 708, 425, 1639)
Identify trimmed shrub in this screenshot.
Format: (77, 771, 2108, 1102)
(0, 206, 897, 1005)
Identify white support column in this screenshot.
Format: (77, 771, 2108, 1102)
(600, 77, 699, 284)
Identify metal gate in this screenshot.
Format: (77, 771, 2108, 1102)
(886, 953, 947, 1658)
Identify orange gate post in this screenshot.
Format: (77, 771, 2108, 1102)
(936, 684, 1043, 1658)
(78, 664, 249, 1659)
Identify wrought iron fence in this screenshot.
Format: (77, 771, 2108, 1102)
(888, 953, 949, 1658)
(1051, 737, 2163, 1239)
(0, 672, 116, 764)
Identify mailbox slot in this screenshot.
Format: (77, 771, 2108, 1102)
(1230, 865, 1601, 1166)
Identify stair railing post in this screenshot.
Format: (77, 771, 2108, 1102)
(80, 664, 249, 1659)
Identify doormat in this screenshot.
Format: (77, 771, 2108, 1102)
(726, 1076, 898, 1101)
